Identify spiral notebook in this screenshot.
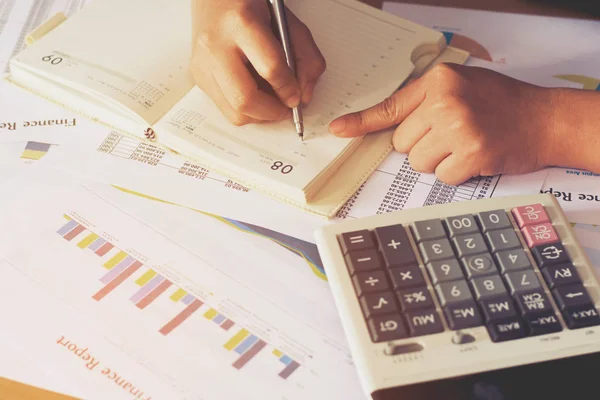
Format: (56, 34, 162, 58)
(6, 0, 468, 217)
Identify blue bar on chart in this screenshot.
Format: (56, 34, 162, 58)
(57, 219, 79, 236)
(100, 256, 136, 284)
(280, 355, 293, 365)
(130, 275, 164, 304)
(234, 335, 258, 355)
(88, 237, 107, 252)
(213, 314, 226, 325)
(181, 294, 195, 305)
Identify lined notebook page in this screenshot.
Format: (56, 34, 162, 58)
(156, 0, 445, 197)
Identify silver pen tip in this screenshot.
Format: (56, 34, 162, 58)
(295, 123, 304, 141)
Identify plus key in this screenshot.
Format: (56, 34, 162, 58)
(374, 224, 417, 268)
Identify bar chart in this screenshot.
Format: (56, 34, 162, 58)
(57, 216, 302, 380)
(20, 141, 52, 160)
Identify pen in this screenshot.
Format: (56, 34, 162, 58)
(270, 0, 304, 141)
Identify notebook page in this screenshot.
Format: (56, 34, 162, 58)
(10, 0, 194, 125)
(155, 0, 445, 196)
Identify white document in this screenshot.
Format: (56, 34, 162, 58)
(0, 168, 362, 400)
(41, 128, 548, 241)
(0, 0, 89, 72)
(382, 2, 600, 224)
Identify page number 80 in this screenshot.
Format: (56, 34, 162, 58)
(41, 55, 63, 65)
(271, 161, 293, 174)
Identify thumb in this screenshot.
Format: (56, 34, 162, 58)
(328, 77, 426, 137)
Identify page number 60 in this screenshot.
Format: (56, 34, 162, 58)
(41, 55, 63, 65)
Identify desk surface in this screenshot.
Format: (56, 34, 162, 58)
(2, 0, 597, 399)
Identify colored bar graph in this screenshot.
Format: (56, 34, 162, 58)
(64, 224, 86, 241)
(96, 242, 114, 256)
(77, 233, 99, 249)
(57, 219, 78, 236)
(203, 308, 218, 320)
(135, 269, 157, 286)
(273, 349, 283, 358)
(130, 275, 163, 303)
(181, 294, 194, 305)
(234, 335, 258, 355)
(92, 261, 142, 301)
(21, 141, 52, 160)
(224, 329, 250, 351)
(103, 251, 128, 269)
(101, 256, 135, 283)
(88, 238, 107, 252)
(170, 288, 187, 302)
(232, 340, 267, 370)
(280, 355, 292, 365)
(221, 320, 235, 331)
(136, 280, 172, 309)
(213, 314, 226, 325)
(279, 361, 300, 379)
(160, 299, 203, 335)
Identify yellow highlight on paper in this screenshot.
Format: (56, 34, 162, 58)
(203, 308, 218, 320)
(77, 233, 99, 249)
(21, 149, 47, 160)
(170, 288, 187, 302)
(272, 349, 283, 358)
(103, 251, 127, 269)
(224, 329, 249, 351)
(135, 269, 157, 286)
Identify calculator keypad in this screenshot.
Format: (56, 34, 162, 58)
(338, 203, 600, 344)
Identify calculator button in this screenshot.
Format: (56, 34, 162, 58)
(360, 292, 398, 318)
(521, 223, 559, 248)
(426, 259, 464, 284)
(504, 270, 542, 295)
(487, 317, 527, 342)
(374, 225, 417, 267)
(552, 284, 594, 311)
(444, 302, 483, 330)
(435, 280, 473, 306)
(563, 306, 600, 329)
(367, 315, 408, 342)
(531, 243, 570, 267)
(397, 288, 435, 311)
(514, 290, 554, 317)
(419, 238, 454, 263)
(412, 219, 446, 242)
(445, 215, 479, 237)
(339, 230, 374, 254)
(480, 296, 518, 322)
(389, 265, 425, 289)
(512, 204, 550, 228)
(477, 210, 512, 232)
(495, 249, 532, 273)
(452, 233, 488, 258)
(345, 249, 382, 274)
(406, 309, 444, 336)
(525, 312, 562, 336)
(352, 271, 390, 296)
(485, 229, 521, 253)
(461, 253, 497, 279)
(542, 263, 582, 288)
(470, 275, 507, 300)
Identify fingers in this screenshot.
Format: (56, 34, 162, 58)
(211, 49, 291, 121)
(407, 129, 451, 173)
(434, 154, 476, 186)
(286, 10, 326, 104)
(236, 20, 302, 108)
(190, 59, 260, 126)
(391, 106, 432, 154)
(329, 77, 427, 137)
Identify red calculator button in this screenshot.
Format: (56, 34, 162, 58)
(512, 204, 550, 228)
(521, 223, 559, 248)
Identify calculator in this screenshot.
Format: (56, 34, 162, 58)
(315, 194, 600, 400)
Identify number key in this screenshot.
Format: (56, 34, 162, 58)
(419, 238, 454, 264)
(452, 233, 488, 258)
(478, 210, 512, 232)
(445, 214, 479, 237)
(495, 249, 532, 273)
(485, 229, 521, 252)
(470, 275, 507, 300)
(426, 259, 464, 284)
(504, 270, 542, 295)
(461, 253, 498, 279)
(435, 280, 473, 306)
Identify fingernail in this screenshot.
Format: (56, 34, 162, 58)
(329, 118, 347, 135)
(287, 95, 301, 108)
